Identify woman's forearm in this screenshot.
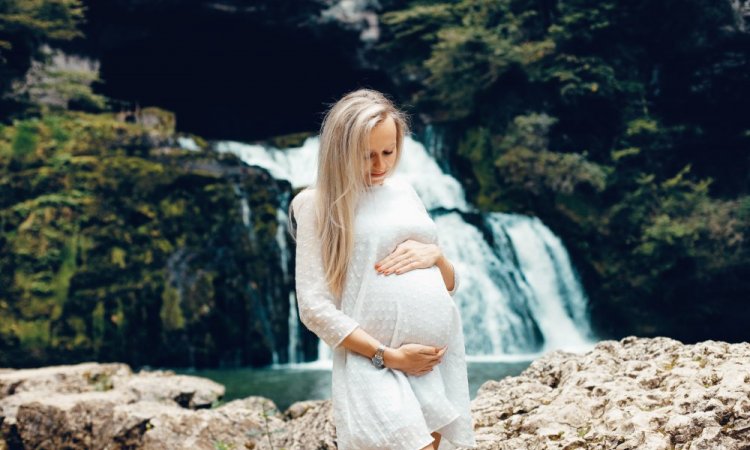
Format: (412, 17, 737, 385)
(340, 327, 379, 359)
(435, 254, 456, 292)
(340, 327, 400, 368)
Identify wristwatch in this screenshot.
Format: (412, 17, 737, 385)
(371, 343, 386, 368)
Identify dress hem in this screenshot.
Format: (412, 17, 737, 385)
(414, 435, 437, 450)
(430, 411, 461, 435)
(430, 412, 477, 449)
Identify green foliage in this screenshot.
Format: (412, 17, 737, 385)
(212, 440, 235, 450)
(610, 164, 745, 277)
(456, 126, 496, 208)
(495, 147, 608, 196)
(10, 119, 38, 158)
(495, 112, 609, 198)
(380, 0, 554, 121)
(160, 284, 185, 331)
(376, 0, 750, 341)
(422, 24, 553, 120)
(0, 109, 286, 368)
(541, 54, 622, 102)
(0, 0, 85, 50)
(0, 0, 87, 108)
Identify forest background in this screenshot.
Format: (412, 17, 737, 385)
(0, 0, 748, 368)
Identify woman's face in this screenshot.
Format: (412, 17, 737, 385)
(365, 115, 397, 186)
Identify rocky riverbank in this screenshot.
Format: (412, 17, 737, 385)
(473, 336, 750, 449)
(2, 336, 749, 449)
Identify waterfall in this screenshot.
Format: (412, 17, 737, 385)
(482, 214, 593, 353)
(729, 0, 750, 32)
(275, 191, 302, 364)
(211, 135, 597, 365)
(231, 180, 279, 366)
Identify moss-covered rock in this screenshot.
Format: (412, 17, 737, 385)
(0, 109, 291, 369)
(266, 131, 316, 149)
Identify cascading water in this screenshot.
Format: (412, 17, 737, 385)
(211, 135, 597, 366)
(231, 180, 279, 365)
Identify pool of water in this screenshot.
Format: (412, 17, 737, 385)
(174, 360, 533, 412)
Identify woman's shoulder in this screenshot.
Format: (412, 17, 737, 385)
(291, 187, 316, 216)
(386, 176, 417, 195)
(293, 186, 316, 199)
(386, 175, 416, 193)
(390, 177, 428, 214)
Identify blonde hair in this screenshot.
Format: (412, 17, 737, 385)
(288, 88, 410, 299)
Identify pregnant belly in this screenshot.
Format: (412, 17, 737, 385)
(359, 265, 456, 348)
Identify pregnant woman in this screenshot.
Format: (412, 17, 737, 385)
(289, 88, 476, 450)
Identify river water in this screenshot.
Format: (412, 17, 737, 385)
(176, 360, 533, 412)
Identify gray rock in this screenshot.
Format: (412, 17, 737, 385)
(0, 362, 132, 399)
(15, 390, 138, 450)
(4, 337, 750, 449)
(0, 362, 236, 450)
(278, 400, 338, 449)
(120, 369, 225, 409)
(470, 336, 750, 449)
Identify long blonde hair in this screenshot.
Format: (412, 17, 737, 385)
(288, 88, 410, 299)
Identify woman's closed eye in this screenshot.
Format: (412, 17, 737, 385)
(366, 150, 394, 160)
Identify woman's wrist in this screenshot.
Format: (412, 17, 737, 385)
(383, 347, 401, 369)
(434, 245, 444, 266)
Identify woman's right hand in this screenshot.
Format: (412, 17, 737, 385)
(384, 343, 447, 376)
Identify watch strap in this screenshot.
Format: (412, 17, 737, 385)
(371, 343, 386, 368)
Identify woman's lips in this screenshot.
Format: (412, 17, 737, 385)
(371, 172, 385, 176)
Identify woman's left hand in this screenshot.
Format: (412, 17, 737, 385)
(374, 240, 441, 275)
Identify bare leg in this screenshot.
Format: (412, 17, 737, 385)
(431, 431, 442, 449)
(418, 431, 442, 450)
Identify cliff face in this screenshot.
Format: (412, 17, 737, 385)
(58, 0, 395, 141)
(0, 108, 293, 369)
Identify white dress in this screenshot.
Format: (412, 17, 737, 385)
(292, 175, 476, 450)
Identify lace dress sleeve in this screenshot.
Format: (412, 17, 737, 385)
(446, 261, 460, 297)
(291, 190, 360, 349)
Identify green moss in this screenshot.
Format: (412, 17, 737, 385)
(43, 114, 72, 144)
(11, 120, 40, 159)
(160, 284, 185, 331)
(267, 131, 315, 149)
(212, 440, 235, 450)
(110, 247, 127, 269)
(0, 107, 291, 368)
(14, 319, 50, 348)
(92, 301, 105, 352)
(663, 354, 679, 371)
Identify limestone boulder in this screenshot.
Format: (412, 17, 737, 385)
(470, 336, 750, 449)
